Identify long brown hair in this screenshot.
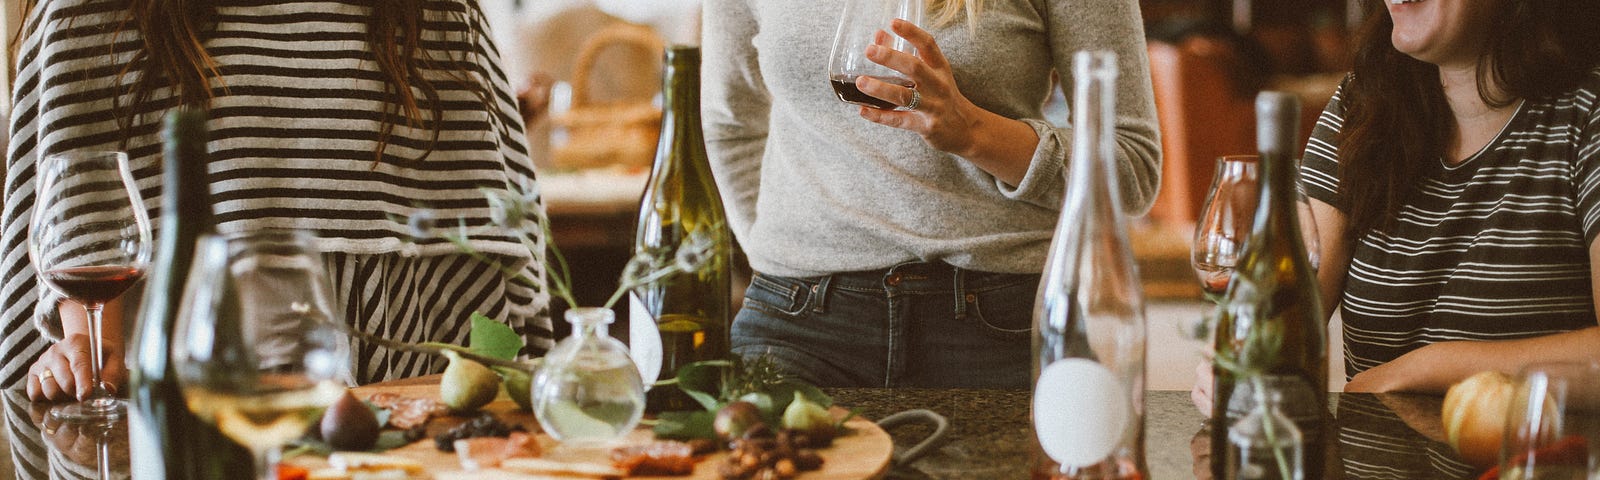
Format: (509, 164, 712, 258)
(21, 0, 491, 161)
(1338, 0, 1600, 236)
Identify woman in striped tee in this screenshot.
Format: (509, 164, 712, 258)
(1300, 0, 1600, 393)
(4, 0, 553, 401)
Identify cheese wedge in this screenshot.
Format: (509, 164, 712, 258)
(327, 452, 425, 473)
(499, 458, 625, 478)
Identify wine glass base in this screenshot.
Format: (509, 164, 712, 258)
(49, 398, 126, 424)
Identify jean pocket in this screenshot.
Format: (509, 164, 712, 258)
(742, 272, 811, 316)
(965, 276, 1037, 340)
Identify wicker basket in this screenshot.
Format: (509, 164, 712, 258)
(551, 23, 665, 171)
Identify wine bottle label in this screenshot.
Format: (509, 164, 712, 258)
(628, 292, 663, 388)
(127, 408, 162, 478)
(1033, 358, 1130, 467)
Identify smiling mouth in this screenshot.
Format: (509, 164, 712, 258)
(1390, 0, 1424, 3)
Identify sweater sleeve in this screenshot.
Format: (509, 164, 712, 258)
(1010, 0, 1161, 215)
(700, 0, 769, 243)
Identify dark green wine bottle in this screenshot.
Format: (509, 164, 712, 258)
(126, 108, 255, 479)
(1209, 92, 1330, 479)
(629, 45, 733, 413)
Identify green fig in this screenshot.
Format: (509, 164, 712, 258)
(782, 394, 835, 442)
(440, 350, 500, 413)
(321, 390, 380, 451)
(494, 366, 533, 411)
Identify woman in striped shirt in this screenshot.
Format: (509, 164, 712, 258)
(4, 0, 552, 401)
(1301, 0, 1600, 393)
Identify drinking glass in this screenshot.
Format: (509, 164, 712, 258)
(172, 230, 346, 480)
(28, 150, 153, 422)
(827, 0, 924, 110)
(1192, 155, 1259, 296)
(1499, 362, 1600, 480)
(1191, 155, 1321, 297)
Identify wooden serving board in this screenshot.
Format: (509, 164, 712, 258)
(285, 381, 893, 479)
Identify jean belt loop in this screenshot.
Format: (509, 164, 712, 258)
(810, 274, 833, 314)
(951, 264, 968, 320)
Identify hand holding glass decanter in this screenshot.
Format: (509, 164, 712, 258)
(28, 150, 153, 422)
(172, 230, 346, 480)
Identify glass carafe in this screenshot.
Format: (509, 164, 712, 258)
(533, 307, 645, 443)
(1226, 388, 1304, 480)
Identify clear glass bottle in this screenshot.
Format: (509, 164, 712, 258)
(533, 307, 646, 443)
(1030, 50, 1148, 480)
(1226, 388, 1304, 480)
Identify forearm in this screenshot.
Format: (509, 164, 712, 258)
(1362, 327, 1600, 393)
(951, 110, 1038, 187)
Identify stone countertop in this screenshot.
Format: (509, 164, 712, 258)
(827, 388, 1204, 479)
(827, 388, 1482, 480)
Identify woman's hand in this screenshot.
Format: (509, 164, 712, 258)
(27, 334, 126, 402)
(854, 19, 978, 155)
(1191, 359, 1214, 415)
(853, 19, 1037, 185)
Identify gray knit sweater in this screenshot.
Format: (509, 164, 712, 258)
(701, 0, 1160, 277)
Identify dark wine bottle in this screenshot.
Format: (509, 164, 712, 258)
(1209, 92, 1330, 479)
(629, 45, 734, 413)
(1029, 50, 1149, 480)
(126, 108, 256, 479)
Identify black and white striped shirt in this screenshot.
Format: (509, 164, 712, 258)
(0, 0, 553, 389)
(1302, 72, 1600, 377)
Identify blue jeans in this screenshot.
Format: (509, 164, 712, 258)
(732, 262, 1035, 388)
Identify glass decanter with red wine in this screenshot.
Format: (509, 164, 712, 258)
(28, 150, 153, 423)
(827, 0, 924, 110)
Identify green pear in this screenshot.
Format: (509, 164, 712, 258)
(440, 350, 499, 413)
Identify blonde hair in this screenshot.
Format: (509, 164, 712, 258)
(927, 0, 983, 28)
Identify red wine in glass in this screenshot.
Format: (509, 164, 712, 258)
(42, 265, 145, 304)
(830, 74, 913, 110)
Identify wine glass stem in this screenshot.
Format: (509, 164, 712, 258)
(254, 447, 279, 480)
(81, 302, 114, 409)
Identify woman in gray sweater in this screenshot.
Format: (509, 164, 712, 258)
(702, 0, 1161, 387)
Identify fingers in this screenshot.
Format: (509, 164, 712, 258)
(890, 19, 948, 70)
(853, 75, 918, 111)
(100, 347, 128, 397)
(865, 41, 926, 85)
(28, 349, 74, 402)
(1191, 360, 1214, 415)
(60, 336, 97, 401)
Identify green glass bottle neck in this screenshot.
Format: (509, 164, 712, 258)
(1251, 151, 1303, 248)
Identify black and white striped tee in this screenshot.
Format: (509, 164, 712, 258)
(1301, 72, 1600, 378)
(0, 0, 553, 389)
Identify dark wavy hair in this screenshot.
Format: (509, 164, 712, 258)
(1337, 0, 1600, 235)
(20, 0, 490, 161)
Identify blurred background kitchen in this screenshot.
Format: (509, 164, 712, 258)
(0, 0, 1364, 470)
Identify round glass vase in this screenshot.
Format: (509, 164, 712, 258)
(532, 307, 646, 443)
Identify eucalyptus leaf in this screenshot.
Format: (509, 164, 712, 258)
(652, 410, 717, 440)
(676, 360, 732, 411)
(469, 313, 522, 361)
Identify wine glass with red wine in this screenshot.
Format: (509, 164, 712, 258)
(827, 0, 924, 110)
(28, 150, 152, 422)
